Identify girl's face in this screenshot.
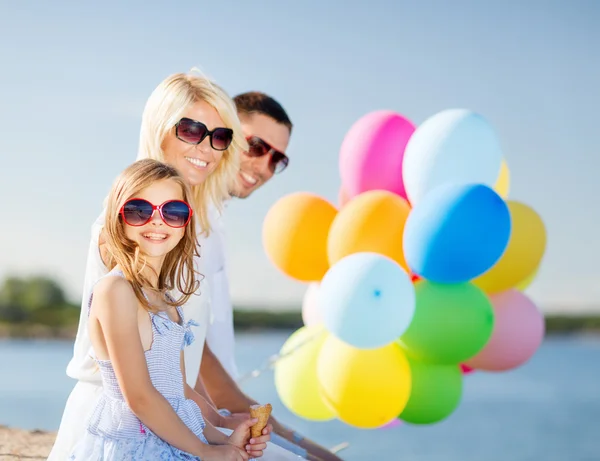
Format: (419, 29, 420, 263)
(161, 100, 230, 187)
(121, 179, 190, 262)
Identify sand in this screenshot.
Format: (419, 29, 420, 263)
(0, 427, 55, 460)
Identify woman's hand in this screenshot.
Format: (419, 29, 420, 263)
(228, 417, 272, 458)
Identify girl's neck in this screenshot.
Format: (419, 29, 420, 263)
(140, 255, 165, 289)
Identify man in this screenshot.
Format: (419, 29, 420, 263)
(195, 92, 344, 461)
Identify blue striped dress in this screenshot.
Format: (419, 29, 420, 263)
(68, 269, 207, 460)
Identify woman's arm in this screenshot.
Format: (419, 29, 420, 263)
(92, 276, 213, 458)
(180, 353, 269, 458)
(180, 351, 229, 444)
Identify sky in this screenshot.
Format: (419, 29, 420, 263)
(0, 0, 598, 312)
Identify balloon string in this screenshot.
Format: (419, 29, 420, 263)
(330, 442, 350, 454)
(236, 325, 325, 385)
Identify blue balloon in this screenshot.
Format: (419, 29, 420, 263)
(403, 183, 511, 283)
(319, 252, 416, 349)
(402, 109, 503, 205)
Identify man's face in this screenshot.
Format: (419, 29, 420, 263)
(232, 113, 291, 198)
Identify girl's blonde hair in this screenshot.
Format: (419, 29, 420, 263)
(137, 69, 245, 234)
(103, 159, 200, 312)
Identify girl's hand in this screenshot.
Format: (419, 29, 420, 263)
(203, 444, 249, 461)
(228, 417, 271, 457)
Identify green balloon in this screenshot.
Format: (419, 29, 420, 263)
(399, 357, 463, 424)
(398, 281, 494, 364)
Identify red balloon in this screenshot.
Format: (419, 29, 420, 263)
(460, 364, 475, 375)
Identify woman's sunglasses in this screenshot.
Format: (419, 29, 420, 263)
(246, 136, 289, 174)
(120, 199, 193, 228)
(175, 118, 233, 151)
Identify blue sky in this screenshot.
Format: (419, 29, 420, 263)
(0, 0, 598, 312)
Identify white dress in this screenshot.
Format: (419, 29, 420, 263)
(47, 207, 303, 461)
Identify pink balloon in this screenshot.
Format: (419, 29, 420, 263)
(460, 364, 475, 375)
(379, 419, 402, 429)
(301, 283, 322, 326)
(465, 290, 545, 372)
(339, 111, 416, 201)
(337, 186, 350, 208)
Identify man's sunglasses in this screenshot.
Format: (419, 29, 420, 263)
(246, 136, 289, 174)
(120, 199, 193, 228)
(175, 118, 234, 151)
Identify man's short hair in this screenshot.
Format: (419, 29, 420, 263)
(233, 91, 293, 133)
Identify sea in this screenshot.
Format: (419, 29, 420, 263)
(0, 332, 598, 461)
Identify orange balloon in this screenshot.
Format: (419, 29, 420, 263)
(263, 192, 337, 282)
(327, 190, 411, 270)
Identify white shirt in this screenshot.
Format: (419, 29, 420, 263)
(199, 204, 239, 380)
(65, 209, 211, 387)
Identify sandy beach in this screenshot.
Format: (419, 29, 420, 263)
(0, 427, 54, 460)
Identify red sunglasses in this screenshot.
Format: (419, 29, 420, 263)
(120, 199, 193, 228)
(245, 136, 289, 174)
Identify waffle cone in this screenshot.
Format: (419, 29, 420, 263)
(249, 403, 272, 438)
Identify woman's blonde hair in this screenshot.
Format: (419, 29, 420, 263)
(103, 159, 200, 312)
(137, 70, 245, 235)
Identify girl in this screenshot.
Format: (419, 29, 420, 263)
(69, 159, 263, 461)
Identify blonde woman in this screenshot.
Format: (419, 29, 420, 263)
(68, 159, 265, 460)
(49, 71, 280, 459)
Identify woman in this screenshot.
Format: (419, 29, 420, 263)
(49, 71, 249, 459)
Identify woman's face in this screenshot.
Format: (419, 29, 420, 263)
(161, 100, 228, 187)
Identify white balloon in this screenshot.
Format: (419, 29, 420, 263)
(402, 109, 503, 205)
(301, 282, 322, 326)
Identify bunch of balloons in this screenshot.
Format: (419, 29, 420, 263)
(262, 108, 547, 429)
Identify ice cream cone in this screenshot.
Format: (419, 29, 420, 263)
(249, 403, 272, 438)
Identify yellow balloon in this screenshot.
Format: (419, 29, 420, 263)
(516, 266, 539, 291)
(473, 201, 546, 293)
(327, 190, 411, 270)
(262, 192, 337, 282)
(317, 335, 411, 429)
(494, 159, 510, 198)
(274, 325, 336, 421)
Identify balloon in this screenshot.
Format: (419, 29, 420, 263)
(460, 364, 475, 375)
(319, 252, 416, 349)
(465, 290, 545, 371)
(402, 109, 503, 205)
(337, 186, 350, 208)
(317, 336, 412, 428)
(301, 283, 322, 327)
(399, 281, 494, 364)
(516, 267, 539, 291)
(399, 357, 463, 424)
(494, 159, 510, 198)
(327, 190, 411, 270)
(403, 183, 511, 283)
(262, 192, 337, 282)
(339, 110, 416, 200)
(274, 325, 336, 421)
(380, 419, 402, 429)
(473, 201, 546, 293)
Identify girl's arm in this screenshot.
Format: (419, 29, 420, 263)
(92, 276, 217, 459)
